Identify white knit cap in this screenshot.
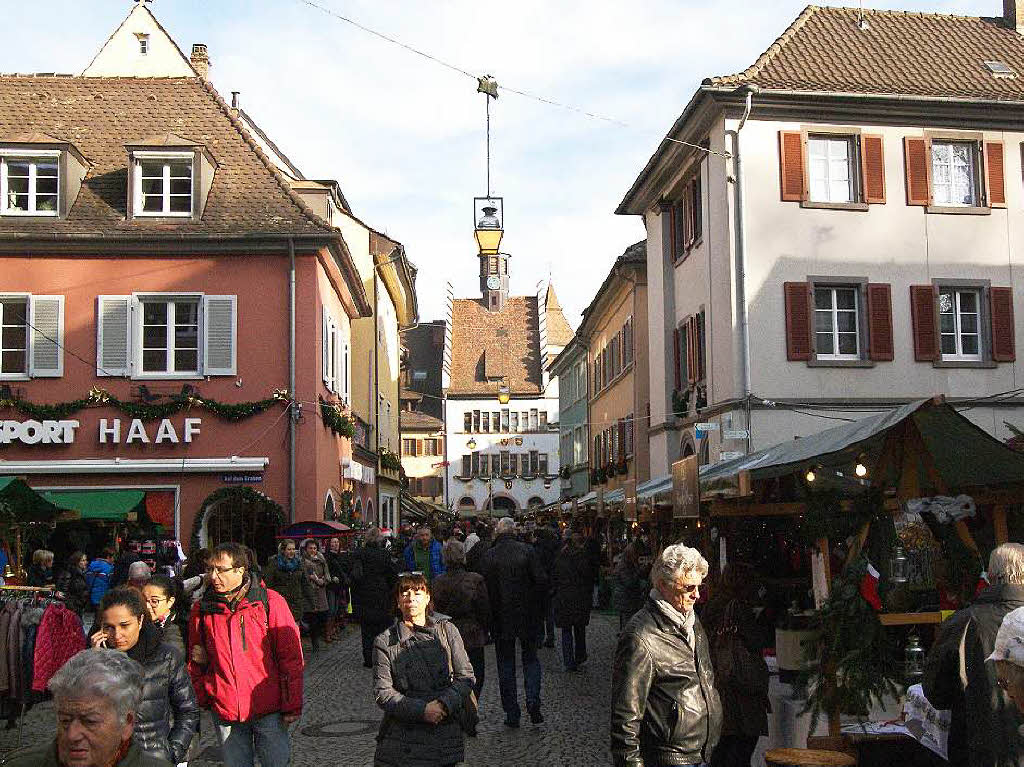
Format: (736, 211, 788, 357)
(988, 606, 1024, 666)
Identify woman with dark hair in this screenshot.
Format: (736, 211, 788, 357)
(143, 574, 185, 652)
(373, 572, 476, 766)
(263, 539, 313, 624)
(701, 562, 769, 767)
(90, 587, 199, 765)
(55, 550, 91, 617)
(551, 532, 593, 671)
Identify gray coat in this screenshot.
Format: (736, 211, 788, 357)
(372, 617, 476, 767)
(302, 552, 330, 613)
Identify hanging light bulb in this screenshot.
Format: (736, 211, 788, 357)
(855, 461, 868, 478)
(805, 467, 817, 483)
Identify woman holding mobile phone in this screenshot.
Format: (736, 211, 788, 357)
(91, 587, 199, 764)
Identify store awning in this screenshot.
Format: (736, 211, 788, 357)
(699, 397, 1024, 498)
(637, 474, 672, 500)
(0, 477, 61, 523)
(277, 520, 353, 539)
(40, 490, 145, 520)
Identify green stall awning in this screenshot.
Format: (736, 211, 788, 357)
(0, 476, 61, 523)
(41, 490, 145, 521)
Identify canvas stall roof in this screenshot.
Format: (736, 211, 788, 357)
(700, 399, 1024, 498)
(0, 477, 60, 523)
(637, 474, 673, 500)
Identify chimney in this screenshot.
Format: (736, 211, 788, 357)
(1006, 0, 1024, 34)
(231, 91, 240, 110)
(190, 43, 210, 80)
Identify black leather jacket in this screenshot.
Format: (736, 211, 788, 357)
(610, 598, 722, 767)
(127, 620, 200, 764)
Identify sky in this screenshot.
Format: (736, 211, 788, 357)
(4, 0, 996, 326)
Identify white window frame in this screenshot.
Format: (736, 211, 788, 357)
(807, 135, 856, 204)
(0, 150, 60, 217)
(0, 293, 29, 380)
(814, 286, 861, 361)
(939, 288, 983, 362)
(931, 140, 979, 207)
(135, 294, 202, 378)
(133, 151, 193, 218)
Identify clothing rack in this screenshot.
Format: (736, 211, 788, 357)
(0, 585, 55, 592)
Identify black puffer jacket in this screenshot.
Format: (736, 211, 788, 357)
(126, 620, 200, 764)
(372, 617, 475, 767)
(351, 542, 398, 623)
(610, 597, 722, 767)
(481, 534, 548, 640)
(923, 583, 1024, 767)
(55, 567, 91, 616)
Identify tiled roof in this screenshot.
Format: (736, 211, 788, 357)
(448, 297, 542, 396)
(707, 6, 1024, 100)
(544, 283, 575, 348)
(0, 76, 334, 237)
(400, 410, 444, 432)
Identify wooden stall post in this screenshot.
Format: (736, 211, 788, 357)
(994, 506, 1009, 545)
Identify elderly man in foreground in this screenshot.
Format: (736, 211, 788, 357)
(610, 543, 721, 767)
(4, 648, 170, 767)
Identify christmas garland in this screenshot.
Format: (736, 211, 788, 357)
(318, 397, 356, 438)
(0, 387, 288, 422)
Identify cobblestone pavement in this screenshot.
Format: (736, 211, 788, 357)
(0, 613, 617, 766)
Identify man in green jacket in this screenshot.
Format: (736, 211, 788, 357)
(2, 649, 170, 767)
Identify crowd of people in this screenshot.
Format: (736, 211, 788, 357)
(2, 528, 1024, 767)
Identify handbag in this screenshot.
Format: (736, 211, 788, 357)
(436, 621, 480, 736)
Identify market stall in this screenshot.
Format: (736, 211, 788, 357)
(0, 477, 61, 581)
(698, 397, 1024, 765)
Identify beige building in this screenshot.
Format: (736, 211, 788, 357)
(577, 242, 650, 490)
(619, 4, 1024, 475)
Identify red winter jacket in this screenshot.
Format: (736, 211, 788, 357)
(188, 579, 304, 722)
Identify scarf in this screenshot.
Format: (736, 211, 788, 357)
(650, 587, 695, 646)
(275, 553, 301, 572)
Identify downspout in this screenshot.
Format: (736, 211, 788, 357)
(725, 87, 755, 454)
(288, 237, 297, 523)
(373, 270, 381, 522)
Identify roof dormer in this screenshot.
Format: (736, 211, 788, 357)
(124, 133, 216, 221)
(0, 132, 89, 219)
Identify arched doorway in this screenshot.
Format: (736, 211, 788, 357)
(527, 496, 544, 509)
(458, 496, 476, 514)
(194, 487, 285, 563)
(490, 495, 517, 517)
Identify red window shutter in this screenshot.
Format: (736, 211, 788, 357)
(904, 137, 930, 206)
(779, 131, 805, 202)
(861, 135, 886, 204)
(866, 283, 894, 361)
(990, 286, 1016, 362)
(784, 282, 812, 361)
(985, 142, 1006, 208)
(672, 327, 681, 390)
(910, 285, 939, 361)
(667, 205, 676, 262)
(684, 317, 696, 384)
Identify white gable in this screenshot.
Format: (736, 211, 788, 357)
(83, 3, 197, 78)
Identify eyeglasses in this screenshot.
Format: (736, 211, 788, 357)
(206, 564, 242, 576)
(674, 583, 701, 594)
(398, 571, 424, 577)
(145, 597, 169, 606)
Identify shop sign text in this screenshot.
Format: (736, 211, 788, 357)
(0, 418, 201, 445)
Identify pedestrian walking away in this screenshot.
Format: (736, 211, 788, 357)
(432, 538, 491, 699)
(372, 571, 476, 767)
(351, 527, 399, 668)
(481, 516, 548, 728)
(612, 542, 649, 631)
(90, 587, 199, 765)
(187, 541, 305, 767)
(325, 536, 352, 641)
(301, 538, 331, 653)
(1, 648, 172, 767)
(923, 542, 1024, 767)
(552, 532, 592, 671)
(87, 547, 116, 609)
(610, 543, 722, 767)
(404, 526, 446, 583)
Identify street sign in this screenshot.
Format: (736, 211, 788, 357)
(719, 451, 744, 461)
(671, 456, 699, 519)
(723, 429, 749, 440)
(695, 422, 719, 431)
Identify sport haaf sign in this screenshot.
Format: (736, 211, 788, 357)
(0, 418, 202, 445)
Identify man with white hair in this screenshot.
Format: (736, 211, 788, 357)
(990, 605, 1024, 717)
(3, 648, 170, 766)
(610, 543, 721, 767)
(924, 542, 1024, 767)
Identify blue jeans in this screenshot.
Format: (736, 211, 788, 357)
(494, 636, 541, 721)
(561, 624, 587, 669)
(214, 712, 291, 767)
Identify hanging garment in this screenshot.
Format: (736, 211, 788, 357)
(32, 604, 86, 693)
(20, 607, 45, 701)
(0, 601, 16, 695)
(7, 605, 23, 701)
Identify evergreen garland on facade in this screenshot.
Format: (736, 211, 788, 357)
(318, 397, 356, 438)
(380, 448, 402, 472)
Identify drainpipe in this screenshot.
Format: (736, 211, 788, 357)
(288, 237, 297, 523)
(373, 271, 381, 522)
(725, 86, 755, 454)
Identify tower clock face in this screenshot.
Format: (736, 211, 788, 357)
(486, 276, 501, 290)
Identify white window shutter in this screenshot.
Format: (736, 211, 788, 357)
(203, 295, 237, 376)
(343, 341, 350, 404)
(29, 295, 64, 377)
(97, 295, 131, 376)
(322, 307, 330, 388)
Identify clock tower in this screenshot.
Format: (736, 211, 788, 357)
(475, 199, 508, 312)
